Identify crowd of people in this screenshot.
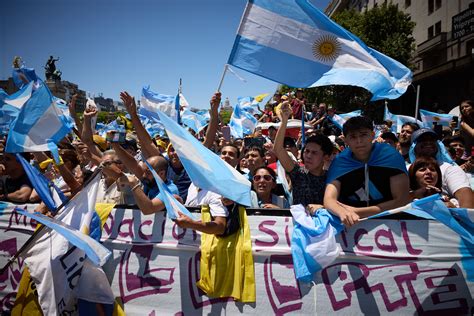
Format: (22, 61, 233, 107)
(1, 89, 473, 232)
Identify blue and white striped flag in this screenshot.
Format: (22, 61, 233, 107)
(141, 86, 177, 121)
(237, 96, 261, 115)
(384, 105, 422, 133)
(5, 82, 73, 162)
(156, 110, 252, 206)
(0, 81, 34, 129)
(419, 109, 455, 128)
(330, 110, 361, 130)
(229, 101, 258, 139)
(181, 108, 208, 133)
(144, 160, 196, 220)
(228, 0, 412, 101)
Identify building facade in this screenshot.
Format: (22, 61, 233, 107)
(326, 0, 474, 114)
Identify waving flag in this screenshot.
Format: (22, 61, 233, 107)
(141, 86, 176, 120)
(419, 109, 455, 128)
(156, 110, 252, 206)
(144, 160, 196, 220)
(291, 205, 343, 281)
(18, 172, 114, 315)
(229, 101, 258, 139)
(228, 0, 412, 100)
(5, 82, 73, 162)
(12, 66, 38, 89)
(181, 109, 208, 133)
(384, 105, 422, 133)
(329, 110, 361, 130)
(0, 81, 34, 131)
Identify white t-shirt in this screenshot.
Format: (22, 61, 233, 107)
(185, 183, 228, 218)
(439, 162, 471, 196)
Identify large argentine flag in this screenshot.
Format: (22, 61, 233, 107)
(156, 110, 252, 206)
(228, 0, 412, 100)
(6, 82, 73, 161)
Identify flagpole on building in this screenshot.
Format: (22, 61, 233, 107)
(0, 168, 103, 275)
(217, 64, 229, 92)
(414, 85, 421, 120)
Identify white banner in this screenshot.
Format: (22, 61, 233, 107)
(1, 203, 473, 314)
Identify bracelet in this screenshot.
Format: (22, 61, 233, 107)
(131, 183, 141, 192)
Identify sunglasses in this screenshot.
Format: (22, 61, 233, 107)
(253, 174, 273, 182)
(102, 160, 122, 166)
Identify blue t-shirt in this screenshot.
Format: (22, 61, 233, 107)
(144, 179, 179, 200)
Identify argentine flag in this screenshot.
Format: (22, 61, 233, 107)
(384, 105, 422, 133)
(229, 101, 258, 139)
(156, 110, 252, 206)
(181, 108, 208, 133)
(6, 82, 73, 162)
(330, 110, 361, 130)
(228, 0, 412, 100)
(141, 86, 177, 121)
(419, 109, 455, 128)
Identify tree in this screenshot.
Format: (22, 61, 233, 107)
(333, 3, 416, 68)
(278, 3, 416, 120)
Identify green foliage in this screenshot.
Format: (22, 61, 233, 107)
(333, 3, 416, 68)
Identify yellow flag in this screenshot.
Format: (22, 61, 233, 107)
(254, 93, 269, 102)
(197, 205, 256, 302)
(11, 268, 42, 316)
(117, 114, 133, 132)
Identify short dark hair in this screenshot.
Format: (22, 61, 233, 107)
(443, 135, 466, 148)
(401, 122, 420, 131)
(244, 146, 264, 158)
(283, 137, 297, 148)
(302, 134, 334, 156)
(223, 143, 240, 158)
(342, 116, 373, 136)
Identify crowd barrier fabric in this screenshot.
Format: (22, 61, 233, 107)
(0, 202, 473, 315)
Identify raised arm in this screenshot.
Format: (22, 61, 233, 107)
(68, 94, 83, 132)
(120, 91, 161, 159)
(273, 101, 297, 172)
(202, 92, 221, 149)
(81, 107, 103, 158)
(110, 141, 144, 179)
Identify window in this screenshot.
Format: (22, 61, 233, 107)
(428, 0, 434, 14)
(428, 26, 434, 39)
(435, 0, 441, 10)
(405, 0, 411, 8)
(434, 21, 441, 36)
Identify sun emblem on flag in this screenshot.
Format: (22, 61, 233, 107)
(312, 34, 341, 62)
(433, 116, 440, 121)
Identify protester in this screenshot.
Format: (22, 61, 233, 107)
(398, 122, 420, 162)
(250, 166, 288, 209)
(320, 105, 341, 136)
(324, 116, 410, 227)
(290, 88, 306, 120)
(0, 153, 33, 203)
(460, 100, 474, 151)
(243, 146, 265, 179)
(410, 128, 473, 208)
(380, 131, 398, 148)
(274, 101, 333, 212)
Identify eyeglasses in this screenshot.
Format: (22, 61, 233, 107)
(253, 174, 273, 182)
(102, 160, 122, 166)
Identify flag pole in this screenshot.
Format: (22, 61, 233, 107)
(176, 78, 182, 125)
(217, 64, 229, 93)
(414, 85, 421, 120)
(0, 167, 103, 275)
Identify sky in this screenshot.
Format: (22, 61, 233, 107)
(1, 0, 331, 109)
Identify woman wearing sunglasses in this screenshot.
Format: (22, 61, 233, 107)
(251, 167, 289, 209)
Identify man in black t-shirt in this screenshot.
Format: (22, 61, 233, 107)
(0, 153, 32, 203)
(324, 116, 410, 227)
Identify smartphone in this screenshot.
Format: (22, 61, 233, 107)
(433, 123, 443, 138)
(221, 126, 231, 142)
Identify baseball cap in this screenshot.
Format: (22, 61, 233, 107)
(411, 128, 438, 143)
